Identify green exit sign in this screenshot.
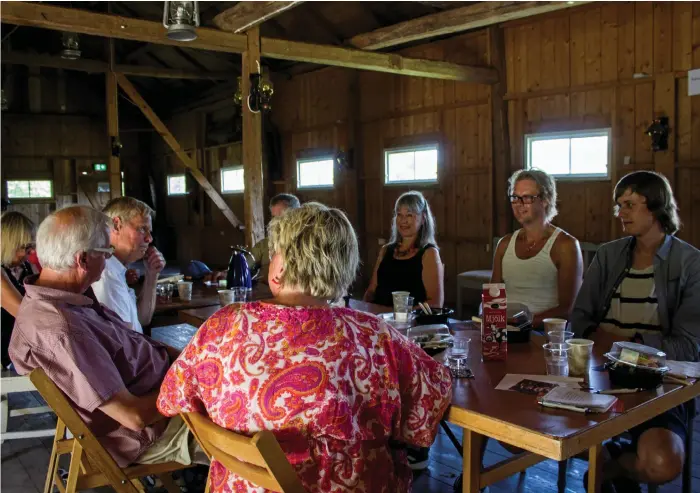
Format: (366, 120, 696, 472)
(94, 163, 107, 172)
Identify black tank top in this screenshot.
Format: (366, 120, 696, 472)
(1, 261, 31, 368)
(373, 244, 436, 307)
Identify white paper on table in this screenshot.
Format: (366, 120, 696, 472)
(689, 68, 700, 96)
(495, 373, 583, 391)
(666, 360, 700, 378)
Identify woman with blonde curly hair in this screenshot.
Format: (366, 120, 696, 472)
(1, 211, 38, 368)
(158, 202, 452, 493)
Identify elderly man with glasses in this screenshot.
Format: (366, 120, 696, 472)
(91, 197, 165, 334)
(8, 206, 204, 470)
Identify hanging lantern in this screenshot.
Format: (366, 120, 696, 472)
(247, 65, 274, 113)
(60, 32, 81, 60)
(162, 1, 200, 42)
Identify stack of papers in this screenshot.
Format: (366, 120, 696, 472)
(666, 360, 700, 379)
(540, 387, 617, 414)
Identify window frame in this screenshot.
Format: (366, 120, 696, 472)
(220, 165, 245, 194)
(383, 143, 440, 186)
(524, 128, 612, 181)
(296, 156, 335, 190)
(5, 179, 54, 200)
(166, 174, 188, 196)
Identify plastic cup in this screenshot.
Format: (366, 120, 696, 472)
(567, 339, 594, 377)
(218, 289, 235, 306)
(547, 330, 574, 344)
(543, 318, 568, 332)
(177, 281, 193, 301)
(543, 342, 571, 376)
(394, 295, 413, 322)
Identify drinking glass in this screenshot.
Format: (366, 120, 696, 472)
(177, 281, 193, 301)
(448, 336, 471, 371)
(543, 343, 570, 376)
(232, 287, 248, 302)
(392, 291, 412, 322)
(567, 339, 594, 377)
(547, 330, 574, 344)
(218, 289, 235, 306)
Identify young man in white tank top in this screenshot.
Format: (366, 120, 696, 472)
(491, 169, 583, 329)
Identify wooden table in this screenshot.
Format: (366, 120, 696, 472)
(445, 332, 700, 493)
(177, 283, 273, 326)
(154, 282, 221, 314)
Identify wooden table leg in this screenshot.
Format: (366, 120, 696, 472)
(588, 443, 603, 493)
(463, 429, 484, 493)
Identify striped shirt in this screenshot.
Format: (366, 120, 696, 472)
(600, 266, 660, 336)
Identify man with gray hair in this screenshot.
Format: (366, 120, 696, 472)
(92, 197, 165, 333)
(9, 205, 202, 470)
(490, 169, 583, 328)
(250, 193, 300, 283)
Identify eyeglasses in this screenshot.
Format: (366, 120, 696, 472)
(509, 194, 541, 205)
(91, 246, 115, 259)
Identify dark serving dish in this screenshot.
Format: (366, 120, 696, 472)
(412, 307, 454, 326)
(604, 360, 667, 389)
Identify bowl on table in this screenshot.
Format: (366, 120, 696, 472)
(412, 307, 454, 326)
(604, 341, 669, 389)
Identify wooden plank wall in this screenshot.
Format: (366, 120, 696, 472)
(153, 112, 247, 268)
(272, 32, 494, 304)
(503, 2, 700, 247)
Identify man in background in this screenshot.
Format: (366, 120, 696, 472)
(92, 197, 165, 333)
(250, 193, 300, 283)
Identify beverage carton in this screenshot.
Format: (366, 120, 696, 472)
(482, 283, 507, 361)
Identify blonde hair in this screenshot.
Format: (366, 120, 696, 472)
(102, 196, 155, 224)
(268, 202, 359, 302)
(508, 169, 558, 222)
(1, 212, 36, 266)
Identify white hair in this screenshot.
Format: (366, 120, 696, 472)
(37, 206, 111, 271)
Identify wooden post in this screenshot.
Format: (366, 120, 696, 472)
(115, 74, 243, 228)
(488, 26, 512, 239)
(653, 73, 676, 188)
(242, 26, 266, 247)
(106, 75, 121, 199)
(106, 36, 121, 199)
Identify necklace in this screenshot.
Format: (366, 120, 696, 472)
(395, 245, 415, 258)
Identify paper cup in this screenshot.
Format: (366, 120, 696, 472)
(543, 318, 568, 332)
(566, 338, 594, 377)
(177, 281, 193, 301)
(218, 289, 235, 306)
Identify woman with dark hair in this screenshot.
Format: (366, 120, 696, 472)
(571, 171, 700, 492)
(364, 191, 444, 308)
(1, 211, 37, 368)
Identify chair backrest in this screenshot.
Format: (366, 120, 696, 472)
(29, 368, 140, 493)
(181, 412, 307, 493)
(580, 242, 600, 271)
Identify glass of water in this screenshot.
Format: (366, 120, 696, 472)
(543, 343, 570, 376)
(448, 336, 471, 370)
(547, 330, 574, 344)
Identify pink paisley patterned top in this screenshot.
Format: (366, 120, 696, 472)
(157, 302, 452, 493)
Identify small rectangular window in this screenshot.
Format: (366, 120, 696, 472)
(167, 174, 187, 195)
(6, 180, 53, 199)
(384, 145, 438, 184)
(525, 129, 611, 179)
(221, 166, 244, 193)
(297, 157, 334, 189)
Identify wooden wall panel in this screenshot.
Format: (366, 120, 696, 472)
(504, 1, 700, 246)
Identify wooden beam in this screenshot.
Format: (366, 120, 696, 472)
(0, 51, 235, 80)
(214, 1, 303, 34)
(106, 34, 121, 200)
(348, 1, 592, 51)
(488, 26, 512, 238)
(242, 27, 266, 247)
(114, 74, 243, 228)
(260, 37, 498, 83)
(1, 2, 497, 83)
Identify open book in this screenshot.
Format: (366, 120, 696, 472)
(539, 387, 617, 414)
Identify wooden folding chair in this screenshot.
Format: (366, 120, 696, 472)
(181, 411, 307, 493)
(29, 368, 191, 493)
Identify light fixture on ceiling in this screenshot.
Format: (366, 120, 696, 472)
(163, 1, 200, 42)
(60, 32, 81, 60)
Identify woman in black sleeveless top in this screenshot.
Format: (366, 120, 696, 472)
(1, 212, 37, 368)
(364, 191, 444, 308)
